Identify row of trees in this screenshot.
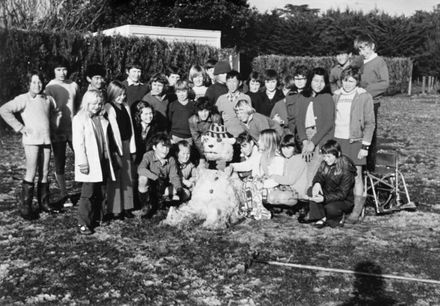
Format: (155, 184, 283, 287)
(0, 0, 439, 77)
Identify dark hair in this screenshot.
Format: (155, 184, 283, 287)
(354, 34, 376, 49)
(320, 139, 342, 158)
(151, 132, 171, 148)
(148, 73, 168, 93)
(334, 41, 354, 55)
(204, 58, 218, 69)
(177, 140, 191, 151)
(248, 71, 262, 85)
(294, 65, 309, 78)
(263, 69, 278, 82)
(301, 67, 332, 98)
(236, 132, 254, 145)
(319, 139, 350, 175)
(51, 55, 69, 71)
(279, 134, 298, 156)
(226, 70, 241, 81)
(26, 70, 45, 91)
(340, 67, 361, 83)
(166, 66, 180, 76)
(282, 75, 295, 90)
(85, 64, 106, 78)
(195, 96, 217, 113)
(125, 60, 142, 71)
(134, 101, 155, 126)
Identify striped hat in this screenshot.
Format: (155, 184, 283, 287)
(207, 123, 233, 139)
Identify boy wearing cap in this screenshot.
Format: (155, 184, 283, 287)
(80, 63, 106, 99)
(215, 70, 251, 137)
(329, 44, 353, 92)
(122, 61, 149, 110)
(205, 61, 230, 105)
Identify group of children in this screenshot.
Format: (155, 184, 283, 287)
(0, 33, 389, 233)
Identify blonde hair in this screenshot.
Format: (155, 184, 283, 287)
(80, 89, 104, 112)
(107, 80, 126, 103)
(258, 129, 280, 161)
(188, 65, 207, 83)
(234, 99, 255, 115)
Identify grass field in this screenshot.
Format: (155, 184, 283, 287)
(1, 94, 439, 305)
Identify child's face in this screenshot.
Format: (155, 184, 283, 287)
(127, 67, 142, 83)
(323, 153, 337, 166)
(87, 98, 103, 115)
(336, 53, 350, 66)
(342, 76, 357, 92)
(294, 75, 307, 90)
(151, 81, 164, 96)
(235, 107, 250, 123)
(168, 74, 180, 87)
(54, 67, 68, 81)
(357, 43, 375, 60)
(193, 74, 204, 87)
(265, 79, 277, 92)
(177, 145, 191, 164)
(197, 109, 210, 121)
(29, 75, 43, 96)
(249, 79, 260, 93)
(240, 141, 254, 157)
(140, 107, 154, 125)
(207, 68, 215, 80)
(176, 89, 188, 102)
(311, 74, 326, 94)
(281, 146, 295, 158)
(87, 75, 105, 90)
(153, 142, 170, 160)
(226, 77, 240, 93)
(114, 92, 126, 104)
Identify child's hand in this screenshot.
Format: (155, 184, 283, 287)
(20, 126, 32, 136)
(79, 164, 89, 175)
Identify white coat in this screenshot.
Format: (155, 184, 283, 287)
(72, 111, 115, 182)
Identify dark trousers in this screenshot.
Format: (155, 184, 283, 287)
(308, 200, 353, 227)
(366, 103, 380, 172)
(77, 182, 106, 228)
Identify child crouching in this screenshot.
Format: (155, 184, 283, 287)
(72, 90, 115, 235)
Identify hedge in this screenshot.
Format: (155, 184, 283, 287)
(0, 28, 236, 104)
(252, 55, 413, 95)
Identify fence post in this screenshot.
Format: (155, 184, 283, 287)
(422, 76, 426, 94)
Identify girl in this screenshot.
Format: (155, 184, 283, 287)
(105, 81, 136, 220)
(333, 67, 375, 223)
(133, 102, 164, 165)
(168, 80, 195, 144)
(230, 129, 284, 220)
(141, 73, 169, 131)
(295, 67, 335, 187)
(0, 71, 59, 219)
(73, 90, 115, 234)
(188, 65, 208, 99)
(305, 140, 356, 228)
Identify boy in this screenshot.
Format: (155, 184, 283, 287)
(72, 90, 115, 235)
(205, 61, 231, 105)
(80, 63, 106, 99)
(45, 55, 80, 207)
(235, 132, 258, 180)
(165, 66, 181, 102)
(329, 44, 353, 92)
(204, 58, 218, 86)
(122, 60, 149, 110)
(354, 34, 389, 172)
(176, 140, 197, 199)
(215, 70, 251, 137)
(137, 132, 184, 218)
(141, 73, 169, 131)
(254, 69, 284, 117)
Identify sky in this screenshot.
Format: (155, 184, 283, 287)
(248, 0, 440, 16)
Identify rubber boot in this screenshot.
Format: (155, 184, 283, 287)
(346, 196, 366, 224)
(20, 180, 37, 220)
(139, 192, 153, 219)
(37, 182, 54, 213)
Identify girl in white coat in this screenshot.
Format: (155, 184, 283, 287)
(73, 90, 115, 235)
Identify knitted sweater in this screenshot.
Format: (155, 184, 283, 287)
(360, 55, 389, 101)
(168, 100, 196, 138)
(271, 154, 308, 197)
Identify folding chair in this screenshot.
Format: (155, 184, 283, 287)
(364, 150, 416, 215)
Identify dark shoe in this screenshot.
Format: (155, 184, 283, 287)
(37, 182, 55, 213)
(298, 214, 314, 224)
(20, 180, 38, 220)
(313, 219, 326, 229)
(78, 224, 93, 235)
(124, 211, 135, 219)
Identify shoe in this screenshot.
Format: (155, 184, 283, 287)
(298, 214, 314, 224)
(78, 225, 93, 235)
(124, 211, 135, 219)
(313, 219, 326, 229)
(63, 197, 74, 208)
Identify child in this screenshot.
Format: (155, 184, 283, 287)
(168, 80, 196, 144)
(72, 90, 115, 235)
(270, 74, 295, 130)
(104, 81, 136, 220)
(45, 55, 80, 207)
(354, 34, 389, 172)
(332, 67, 375, 223)
(215, 70, 251, 137)
(141, 73, 169, 131)
(205, 61, 231, 105)
(234, 99, 283, 142)
(329, 44, 353, 93)
(235, 132, 258, 180)
(166, 66, 181, 102)
(254, 69, 284, 117)
(121, 60, 149, 110)
(188, 65, 208, 99)
(0, 71, 59, 219)
(80, 63, 106, 99)
(204, 58, 218, 86)
(137, 132, 184, 218)
(188, 96, 221, 161)
(176, 140, 197, 199)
